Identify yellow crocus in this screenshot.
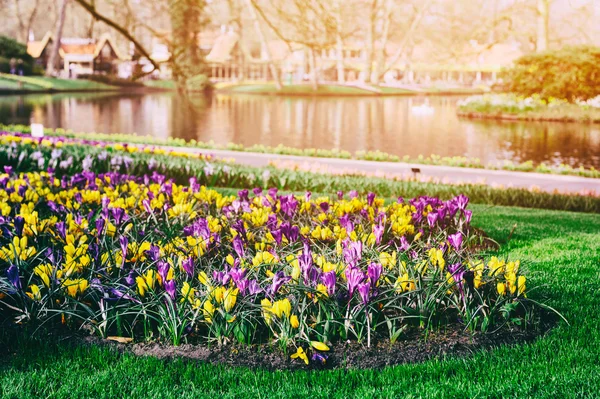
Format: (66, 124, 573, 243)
(290, 314, 300, 329)
(290, 347, 308, 365)
(310, 341, 330, 351)
(203, 300, 215, 324)
(26, 284, 42, 301)
(223, 288, 239, 312)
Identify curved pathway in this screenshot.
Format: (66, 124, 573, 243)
(161, 146, 600, 196)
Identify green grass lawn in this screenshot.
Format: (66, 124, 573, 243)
(1, 204, 599, 398)
(221, 83, 375, 95)
(217, 82, 487, 96)
(0, 73, 117, 92)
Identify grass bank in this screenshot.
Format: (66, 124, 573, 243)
(457, 93, 600, 124)
(215, 82, 487, 96)
(0, 73, 118, 93)
(1, 205, 599, 398)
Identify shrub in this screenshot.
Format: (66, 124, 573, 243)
(186, 74, 211, 92)
(0, 36, 36, 76)
(503, 46, 600, 102)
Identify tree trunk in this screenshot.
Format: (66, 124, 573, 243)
(243, 0, 281, 90)
(169, 0, 205, 87)
(365, 0, 378, 83)
(334, 0, 345, 84)
(46, 0, 69, 77)
(308, 48, 318, 91)
(371, 0, 393, 86)
(379, 0, 433, 81)
(536, 0, 550, 51)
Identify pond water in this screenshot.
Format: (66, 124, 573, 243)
(1, 92, 599, 168)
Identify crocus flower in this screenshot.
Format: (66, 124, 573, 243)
(455, 194, 469, 211)
(6, 264, 21, 291)
(13, 216, 24, 237)
(164, 280, 177, 300)
(157, 261, 170, 284)
(270, 271, 291, 295)
(232, 235, 245, 258)
(367, 263, 383, 288)
(448, 232, 463, 251)
(367, 192, 376, 206)
(399, 236, 410, 251)
(321, 271, 336, 296)
(55, 221, 67, 240)
(119, 236, 128, 266)
(182, 257, 194, 278)
(357, 282, 371, 304)
(427, 212, 438, 228)
(95, 217, 105, 235)
(345, 267, 365, 298)
(373, 223, 384, 245)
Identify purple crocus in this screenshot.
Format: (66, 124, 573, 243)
(182, 257, 194, 278)
(448, 232, 463, 251)
(119, 236, 128, 265)
(455, 194, 469, 211)
(399, 236, 410, 251)
(6, 264, 21, 291)
(229, 267, 247, 285)
(427, 212, 438, 228)
(146, 245, 161, 262)
(281, 223, 299, 243)
(367, 263, 383, 288)
(232, 235, 245, 258)
(164, 280, 177, 300)
(270, 271, 291, 295)
(373, 223, 384, 245)
(321, 271, 337, 296)
(345, 267, 365, 298)
(357, 282, 371, 304)
(248, 280, 262, 295)
(157, 261, 170, 283)
(367, 192, 376, 207)
(55, 221, 67, 240)
(13, 216, 24, 237)
(448, 262, 467, 299)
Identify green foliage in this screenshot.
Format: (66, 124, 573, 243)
(503, 46, 600, 102)
(186, 74, 210, 92)
(1, 206, 599, 398)
(0, 36, 36, 76)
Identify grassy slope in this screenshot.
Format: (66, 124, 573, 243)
(1, 205, 599, 398)
(458, 103, 600, 123)
(218, 83, 487, 96)
(0, 74, 116, 91)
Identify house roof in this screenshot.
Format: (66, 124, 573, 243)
(27, 32, 128, 61)
(205, 31, 239, 63)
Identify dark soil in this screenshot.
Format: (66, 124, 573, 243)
(70, 319, 554, 371)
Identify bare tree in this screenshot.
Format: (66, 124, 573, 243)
(13, 0, 41, 43)
(536, 0, 550, 51)
(243, 0, 282, 89)
(46, 0, 69, 76)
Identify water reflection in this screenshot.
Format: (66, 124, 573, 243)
(0, 92, 598, 168)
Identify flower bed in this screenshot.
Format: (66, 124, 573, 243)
(3, 124, 600, 179)
(0, 166, 549, 367)
(2, 130, 600, 214)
